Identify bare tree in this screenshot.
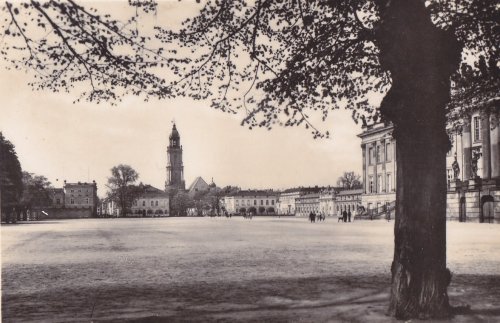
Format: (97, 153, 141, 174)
(1, 0, 498, 319)
(336, 171, 362, 189)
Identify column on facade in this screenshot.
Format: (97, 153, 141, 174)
(393, 139, 397, 192)
(365, 142, 371, 194)
(481, 111, 492, 179)
(462, 117, 472, 179)
(490, 110, 500, 178)
(381, 138, 387, 193)
(373, 142, 378, 193)
(362, 144, 367, 194)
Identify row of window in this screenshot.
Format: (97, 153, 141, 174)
(314, 204, 358, 212)
(338, 195, 357, 201)
(368, 173, 393, 194)
(368, 142, 392, 165)
(337, 204, 357, 212)
(69, 189, 91, 193)
(235, 199, 275, 206)
(133, 200, 163, 207)
(296, 206, 319, 212)
(69, 198, 91, 204)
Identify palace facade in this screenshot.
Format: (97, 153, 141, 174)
(358, 123, 397, 214)
(358, 108, 500, 222)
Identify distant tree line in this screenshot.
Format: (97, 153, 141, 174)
(1, 132, 56, 222)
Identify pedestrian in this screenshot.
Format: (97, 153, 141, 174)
(338, 210, 342, 222)
(309, 212, 314, 223)
(343, 210, 347, 223)
(348, 210, 352, 222)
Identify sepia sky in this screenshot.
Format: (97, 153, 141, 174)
(0, 1, 365, 196)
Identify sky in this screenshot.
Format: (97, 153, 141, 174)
(0, 1, 364, 197)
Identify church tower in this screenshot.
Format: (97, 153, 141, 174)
(165, 123, 185, 192)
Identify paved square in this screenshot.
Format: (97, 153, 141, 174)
(2, 217, 499, 322)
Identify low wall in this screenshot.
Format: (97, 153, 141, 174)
(36, 208, 93, 219)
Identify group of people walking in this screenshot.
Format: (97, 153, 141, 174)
(308, 212, 325, 223)
(307, 210, 355, 223)
(338, 210, 353, 222)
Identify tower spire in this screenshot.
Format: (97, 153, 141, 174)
(166, 122, 185, 192)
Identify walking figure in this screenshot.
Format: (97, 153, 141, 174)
(348, 210, 351, 222)
(342, 210, 347, 223)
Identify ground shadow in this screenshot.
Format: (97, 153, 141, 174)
(4, 273, 499, 322)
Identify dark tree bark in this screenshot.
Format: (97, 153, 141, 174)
(375, 0, 461, 319)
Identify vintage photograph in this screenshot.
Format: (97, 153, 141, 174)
(1, 0, 499, 322)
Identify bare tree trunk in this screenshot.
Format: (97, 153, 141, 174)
(375, 0, 461, 319)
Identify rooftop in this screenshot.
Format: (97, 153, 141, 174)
(225, 190, 277, 197)
(337, 189, 363, 196)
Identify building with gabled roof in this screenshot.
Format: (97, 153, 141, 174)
(131, 184, 170, 217)
(188, 176, 210, 196)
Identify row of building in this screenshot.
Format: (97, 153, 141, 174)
(220, 187, 362, 217)
(222, 109, 499, 222)
(35, 111, 499, 222)
(21, 180, 100, 219)
(98, 185, 170, 217)
(98, 111, 500, 222)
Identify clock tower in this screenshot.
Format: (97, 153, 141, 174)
(165, 123, 185, 192)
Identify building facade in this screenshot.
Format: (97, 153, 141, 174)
(165, 123, 186, 192)
(359, 108, 500, 222)
(277, 189, 302, 215)
(318, 189, 337, 217)
(358, 123, 397, 213)
(63, 180, 98, 216)
(446, 110, 500, 222)
(335, 189, 363, 214)
(98, 198, 121, 217)
(131, 185, 170, 216)
(48, 188, 65, 209)
(222, 190, 277, 215)
(295, 193, 320, 217)
(277, 187, 323, 215)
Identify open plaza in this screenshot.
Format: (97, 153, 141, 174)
(2, 217, 499, 322)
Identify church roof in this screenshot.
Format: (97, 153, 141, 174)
(169, 123, 180, 140)
(188, 176, 209, 192)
